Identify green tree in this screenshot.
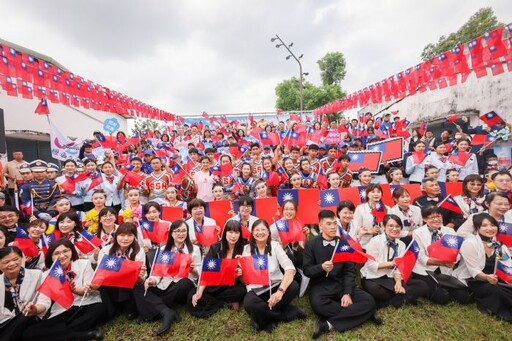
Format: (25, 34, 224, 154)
(130, 118, 164, 136)
(275, 78, 345, 112)
(317, 52, 347, 86)
(420, 7, 501, 61)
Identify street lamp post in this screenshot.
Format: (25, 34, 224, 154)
(271, 34, 305, 112)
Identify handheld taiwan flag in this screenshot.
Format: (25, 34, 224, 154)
(205, 200, 232, 231)
(411, 151, 426, 164)
(274, 219, 305, 243)
(74, 230, 102, 254)
(13, 226, 39, 257)
(331, 240, 374, 264)
(347, 151, 382, 173)
(40, 233, 57, 256)
(193, 223, 219, 246)
(91, 255, 142, 288)
(37, 259, 74, 310)
(34, 97, 50, 115)
(495, 261, 512, 284)
(427, 234, 463, 263)
(161, 206, 184, 222)
(418, 121, 428, 135)
(338, 187, 363, 206)
(140, 220, 170, 244)
(254, 197, 278, 225)
(448, 151, 471, 167)
(277, 189, 320, 224)
(151, 249, 192, 278)
(320, 189, 340, 213)
(240, 255, 270, 285)
(436, 195, 463, 215)
(371, 201, 386, 223)
(123, 171, 146, 187)
(394, 240, 420, 283)
(199, 257, 238, 286)
(497, 222, 512, 247)
(367, 137, 404, 162)
(445, 114, 458, 123)
(479, 111, 504, 126)
(338, 226, 362, 251)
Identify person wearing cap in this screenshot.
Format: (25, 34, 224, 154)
(20, 160, 61, 222)
(46, 162, 60, 181)
(80, 143, 96, 161)
(141, 150, 154, 175)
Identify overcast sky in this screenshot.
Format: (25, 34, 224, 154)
(1, 0, 511, 116)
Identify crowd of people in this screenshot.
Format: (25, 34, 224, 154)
(0, 111, 511, 340)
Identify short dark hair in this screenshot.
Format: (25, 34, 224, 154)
(421, 206, 442, 218)
(318, 209, 336, 221)
(491, 170, 512, 181)
(188, 198, 206, 214)
(44, 239, 79, 268)
(0, 246, 23, 260)
(421, 177, 437, 185)
(336, 200, 355, 215)
(238, 196, 254, 208)
(383, 214, 403, 229)
(0, 205, 20, 215)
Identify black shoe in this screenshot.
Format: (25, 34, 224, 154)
(312, 319, 329, 339)
(286, 306, 307, 321)
(370, 312, 383, 325)
(155, 308, 175, 336)
(86, 327, 104, 341)
(134, 315, 145, 324)
(264, 322, 276, 334)
(250, 313, 261, 331)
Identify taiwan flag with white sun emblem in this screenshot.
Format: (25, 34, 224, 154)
(274, 219, 305, 243)
(320, 189, 341, 213)
(199, 257, 238, 286)
(277, 189, 320, 224)
(347, 151, 382, 173)
(240, 255, 270, 285)
(91, 255, 143, 288)
(37, 259, 74, 310)
(427, 234, 463, 263)
(151, 248, 192, 278)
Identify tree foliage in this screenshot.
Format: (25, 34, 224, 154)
(130, 118, 164, 136)
(275, 77, 344, 112)
(420, 7, 501, 61)
(317, 51, 347, 86)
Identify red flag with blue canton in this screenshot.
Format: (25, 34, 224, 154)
(194, 224, 219, 246)
(347, 151, 382, 173)
(13, 226, 39, 257)
(205, 200, 232, 233)
(151, 249, 192, 278)
(141, 220, 170, 244)
(427, 234, 463, 263)
(199, 257, 238, 286)
(436, 195, 463, 215)
(338, 187, 363, 206)
(274, 219, 305, 243)
(35, 97, 50, 115)
(254, 197, 279, 225)
(338, 227, 363, 251)
(240, 255, 270, 285)
(367, 137, 404, 163)
(40, 233, 57, 256)
(91, 255, 142, 288)
(74, 230, 102, 254)
(479, 111, 504, 126)
(394, 240, 420, 283)
(320, 189, 340, 213)
(371, 201, 386, 223)
(497, 222, 512, 247)
(496, 261, 512, 284)
(331, 240, 374, 263)
(277, 189, 320, 224)
(37, 259, 74, 310)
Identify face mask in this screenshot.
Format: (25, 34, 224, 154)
(488, 160, 498, 166)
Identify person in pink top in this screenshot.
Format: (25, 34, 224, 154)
(193, 157, 215, 202)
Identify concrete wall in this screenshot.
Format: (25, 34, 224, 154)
(355, 70, 512, 127)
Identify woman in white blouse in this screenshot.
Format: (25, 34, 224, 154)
(361, 215, 429, 308)
(388, 187, 422, 244)
(453, 213, 512, 321)
(428, 142, 453, 182)
(0, 246, 48, 340)
(352, 184, 390, 249)
(185, 198, 218, 246)
(405, 141, 429, 184)
(136, 219, 201, 336)
(24, 239, 106, 340)
(243, 219, 304, 333)
(453, 174, 485, 219)
(453, 139, 479, 179)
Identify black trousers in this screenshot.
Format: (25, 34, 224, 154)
(0, 314, 36, 341)
(100, 286, 137, 320)
(187, 280, 247, 318)
(309, 286, 376, 332)
(243, 280, 300, 328)
(361, 277, 430, 309)
(133, 279, 195, 320)
(468, 280, 512, 322)
(411, 273, 472, 305)
(22, 303, 106, 341)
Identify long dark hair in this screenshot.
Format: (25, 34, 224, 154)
(56, 212, 83, 239)
(462, 174, 484, 198)
(220, 220, 244, 258)
(96, 207, 118, 238)
(165, 220, 193, 254)
(249, 219, 272, 256)
(109, 222, 141, 261)
(143, 202, 161, 218)
(44, 239, 79, 269)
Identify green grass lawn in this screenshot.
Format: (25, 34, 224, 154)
(102, 296, 512, 340)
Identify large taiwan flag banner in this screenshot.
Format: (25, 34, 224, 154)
(205, 200, 232, 232)
(254, 197, 279, 225)
(37, 259, 74, 310)
(161, 206, 184, 222)
(394, 240, 420, 283)
(199, 257, 238, 286)
(277, 189, 320, 224)
(91, 255, 142, 289)
(338, 187, 363, 206)
(274, 219, 305, 243)
(239, 255, 270, 286)
(347, 151, 382, 173)
(367, 137, 404, 162)
(427, 234, 463, 263)
(320, 189, 341, 213)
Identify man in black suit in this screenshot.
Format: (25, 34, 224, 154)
(0, 205, 28, 244)
(303, 210, 379, 339)
(412, 177, 463, 229)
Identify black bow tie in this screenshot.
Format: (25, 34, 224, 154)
(323, 240, 336, 247)
(427, 197, 439, 202)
